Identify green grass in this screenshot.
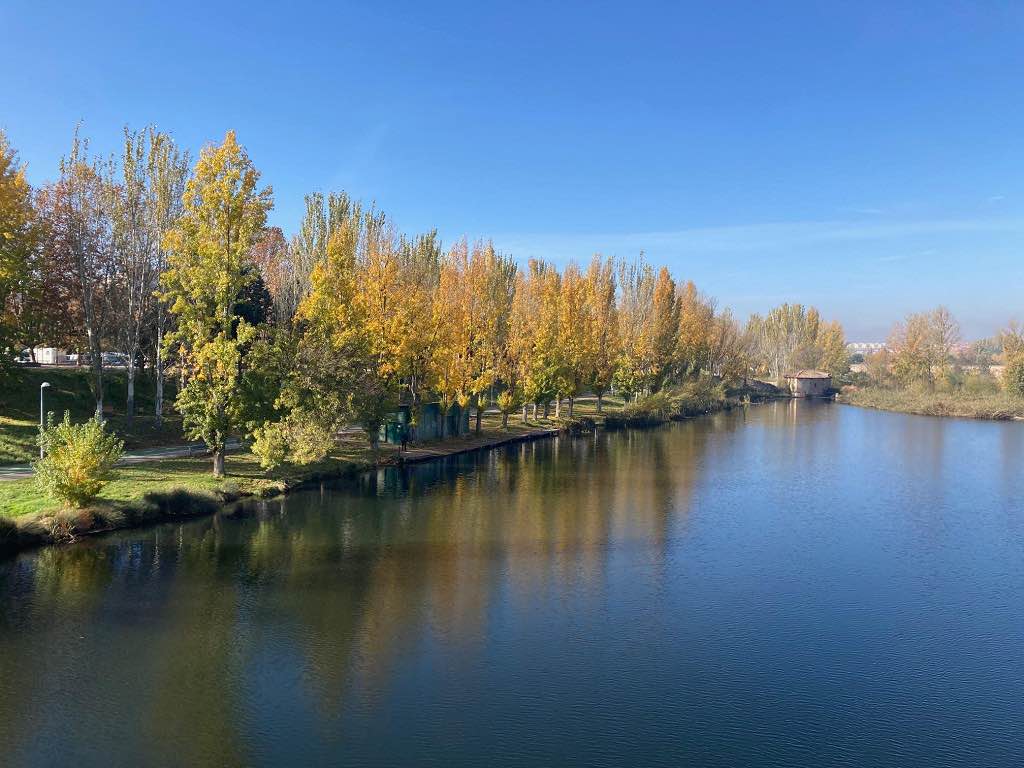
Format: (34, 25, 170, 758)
(840, 386, 1024, 420)
(0, 367, 184, 464)
(0, 420, 572, 521)
(0, 432, 381, 520)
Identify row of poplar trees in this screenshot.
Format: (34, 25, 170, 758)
(1, 129, 847, 476)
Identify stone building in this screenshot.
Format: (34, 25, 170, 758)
(784, 370, 833, 398)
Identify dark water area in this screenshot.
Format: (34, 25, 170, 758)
(2, 401, 1024, 767)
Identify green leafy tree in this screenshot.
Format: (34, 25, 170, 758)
(160, 131, 272, 477)
(34, 411, 124, 507)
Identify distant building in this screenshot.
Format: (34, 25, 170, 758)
(846, 342, 886, 356)
(784, 370, 833, 398)
(31, 347, 74, 365)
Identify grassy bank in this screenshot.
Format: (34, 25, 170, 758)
(839, 387, 1024, 420)
(0, 367, 183, 464)
(0, 421, 561, 557)
(0, 381, 764, 557)
(604, 379, 784, 429)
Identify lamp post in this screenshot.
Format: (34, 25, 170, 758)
(39, 382, 51, 459)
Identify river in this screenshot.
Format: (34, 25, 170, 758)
(2, 401, 1023, 767)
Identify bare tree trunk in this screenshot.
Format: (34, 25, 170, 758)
(126, 360, 136, 429)
(88, 331, 104, 419)
(155, 330, 164, 427)
(567, 396, 574, 419)
(521, 405, 528, 423)
(532, 403, 537, 420)
(555, 397, 561, 419)
(212, 448, 225, 478)
(474, 397, 483, 434)
(597, 392, 604, 413)
(502, 411, 508, 429)
(543, 401, 549, 419)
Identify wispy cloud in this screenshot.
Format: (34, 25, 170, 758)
(838, 206, 885, 215)
(490, 216, 1024, 263)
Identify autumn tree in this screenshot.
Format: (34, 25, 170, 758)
(107, 126, 180, 427)
(675, 280, 715, 378)
(149, 128, 190, 427)
(430, 240, 516, 432)
(160, 131, 272, 476)
(707, 309, 750, 383)
(44, 130, 114, 415)
(928, 306, 960, 377)
(556, 261, 590, 418)
(815, 320, 848, 380)
(614, 256, 655, 400)
(648, 267, 679, 391)
(472, 241, 517, 430)
(583, 255, 618, 412)
(999, 322, 1024, 362)
(353, 211, 407, 444)
(393, 230, 442, 426)
(888, 307, 959, 389)
(252, 218, 381, 468)
(889, 313, 933, 387)
(249, 226, 290, 324)
(0, 130, 36, 374)
(748, 303, 825, 381)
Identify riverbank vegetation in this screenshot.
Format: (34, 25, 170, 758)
(0, 418, 566, 556)
(1, 125, 851, 490)
(841, 308, 1024, 420)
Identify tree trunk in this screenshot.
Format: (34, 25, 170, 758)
(555, 398, 561, 419)
(532, 403, 537, 420)
(522, 405, 528, 423)
(126, 361, 136, 429)
(475, 400, 483, 434)
(597, 392, 604, 413)
(567, 396, 574, 419)
(212, 448, 225, 478)
(543, 401, 550, 419)
(502, 411, 509, 429)
(440, 405, 447, 439)
(155, 331, 164, 427)
(90, 336, 104, 420)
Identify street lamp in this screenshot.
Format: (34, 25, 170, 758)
(39, 382, 51, 459)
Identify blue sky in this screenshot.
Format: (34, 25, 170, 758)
(2, 0, 1021, 339)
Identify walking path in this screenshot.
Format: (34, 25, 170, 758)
(0, 439, 243, 481)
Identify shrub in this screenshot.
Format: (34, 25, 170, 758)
(34, 412, 123, 508)
(558, 416, 596, 435)
(674, 376, 727, 416)
(1005, 354, 1024, 399)
(963, 371, 1000, 396)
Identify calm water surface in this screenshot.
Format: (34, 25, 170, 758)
(2, 401, 1024, 767)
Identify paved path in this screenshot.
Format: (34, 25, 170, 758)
(0, 439, 243, 481)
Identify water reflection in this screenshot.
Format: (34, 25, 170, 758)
(2, 402, 1023, 767)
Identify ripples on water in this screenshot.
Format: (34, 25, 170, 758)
(2, 401, 1024, 767)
